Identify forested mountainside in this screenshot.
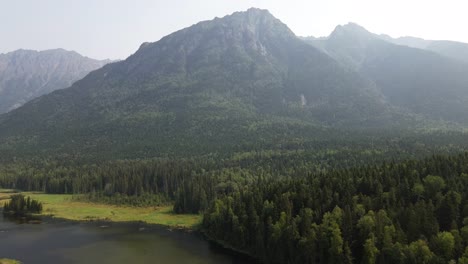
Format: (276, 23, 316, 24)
(0, 9, 393, 161)
(1, 10, 468, 161)
(0, 49, 110, 113)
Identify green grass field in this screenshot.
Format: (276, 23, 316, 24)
(0, 259, 21, 264)
(0, 189, 201, 229)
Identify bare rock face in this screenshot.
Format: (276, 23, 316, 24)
(0, 49, 110, 113)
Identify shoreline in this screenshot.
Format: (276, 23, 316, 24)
(38, 213, 199, 232)
(202, 232, 262, 264)
(2, 212, 258, 264)
(1, 190, 258, 262)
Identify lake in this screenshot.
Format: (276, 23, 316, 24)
(0, 215, 256, 264)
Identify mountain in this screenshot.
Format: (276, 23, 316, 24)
(0, 8, 392, 160)
(379, 35, 468, 64)
(305, 23, 468, 124)
(0, 49, 111, 113)
(379, 35, 431, 49)
(309, 25, 468, 64)
(425, 41, 468, 64)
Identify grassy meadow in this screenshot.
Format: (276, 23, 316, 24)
(0, 189, 201, 229)
(0, 259, 21, 264)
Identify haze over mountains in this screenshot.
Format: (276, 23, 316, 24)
(304, 23, 468, 124)
(304, 23, 468, 65)
(380, 35, 468, 64)
(0, 49, 111, 114)
(1, 8, 468, 160)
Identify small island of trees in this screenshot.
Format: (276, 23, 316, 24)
(3, 194, 43, 216)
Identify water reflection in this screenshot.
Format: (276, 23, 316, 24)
(3, 214, 42, 224)
(0, 215, 256, 264)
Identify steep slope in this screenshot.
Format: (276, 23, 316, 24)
(0, 49, 110, 113)
(0, 9, 390, 159)
(306, 23, 468, 124)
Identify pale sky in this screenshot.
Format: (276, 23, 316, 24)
(1, 0, 467, 60)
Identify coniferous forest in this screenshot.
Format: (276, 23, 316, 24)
(3, 194, 42, 216)
(3, 147, 468, 263)
(202, 153, 468, 264)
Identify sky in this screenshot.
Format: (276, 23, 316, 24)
(1, 0, 467, 60)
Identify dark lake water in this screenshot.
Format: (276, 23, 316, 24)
(0, 216, 256, 264)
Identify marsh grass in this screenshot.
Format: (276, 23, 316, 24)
(0, 259, 21, 264)
(0, 189, 201, 228)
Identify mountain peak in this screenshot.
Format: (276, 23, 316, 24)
(245, 7, 271, 15)
(144, 8, 292, 45)
(224, 8, 294, 36)
(0, 48, 110, 113)
(330, 22, 373, 39)
(4, 48, 81, 58)
(227, 7, 275, 20)
(342, 22, 369, 31)
(211, 8, 292, 36)
(128, 7, 297, 73)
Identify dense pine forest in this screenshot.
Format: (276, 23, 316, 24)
(3, 141, 468, 263)
(201, 153, 468, 263)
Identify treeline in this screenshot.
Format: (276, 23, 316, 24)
(0, 147, 401, 209)
(2, 132, 468, 200)
(3, 194, 42, 216)
(197, 153, 468, 263)
(0, 159, 211, 206)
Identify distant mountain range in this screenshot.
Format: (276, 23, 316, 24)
(0, 49, 111, 113)
(0, 9, 467, 160)
(379, 35, 468, 64)
(303, 24, 468, 65)
(304, 23, 468, 124)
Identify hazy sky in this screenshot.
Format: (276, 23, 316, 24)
(1, 0, 467, 60)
